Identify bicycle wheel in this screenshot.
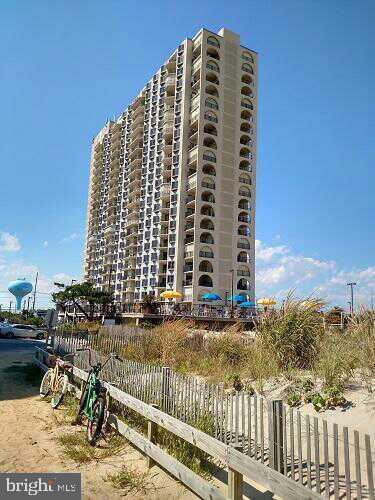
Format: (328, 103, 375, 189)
(86, 396, 105, 446)
(51, 374, 68, 409)
(71, 379, 89, 425)
(40, 369, 53, 398)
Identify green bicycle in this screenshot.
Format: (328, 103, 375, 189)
(73, 348, 122, 445)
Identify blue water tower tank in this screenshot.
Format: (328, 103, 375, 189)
(8, 279, 33, 311)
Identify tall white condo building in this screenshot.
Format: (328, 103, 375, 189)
(84, 27, 257, 308)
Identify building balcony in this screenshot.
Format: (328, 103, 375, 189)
(160, 184, 170, 198)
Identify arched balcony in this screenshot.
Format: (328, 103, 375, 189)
(241, 110, 253, 122)
(206, 72, 219, 85)
(240, 122, 252, 133)
(240, 147, 252, 159)
(238, 211, 251, 223)
(238, 225, 251, 236)
(199, 260, 214, 273)
(201, 191, 215, 203)
(242, 51, 254, 63)
(207, 47, 220, 61)
(203, 150, 216, 163)
(202, 164, 216, 176)
(240, 134, 251, 146)
(237, 251, 250, 263)
(205, 97, 219, 110)
(207, 36, 220, 48)
(198, 275, 213, 287)
(237, 266, 251, 277)
(241, 86, 253, 97)
(238, 199, 251, 210)
(202, 177, 215, 190)
(200, 218, 214, 230)
(241, 98, 253, 110)
(206, 60, 220, 73)
(238, 278, 251, 291)
(237, 238, 250, 249)
(201, 205, 215, 217)
(199, 246, 214, 258)
(241, 74, 253, 85)
(206, 84, 219, 97)
(203, 136, 217, 149)
(239, 173, 251, 185)
(242, 63, 254, 74)
(200, 232, 214, 244)
(239, 160, 251, 172)
(204, 123, 217, 136)
(239, 186, 251, 198)
(204, 110, 218, 123)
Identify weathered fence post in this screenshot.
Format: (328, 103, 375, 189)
(147, 404, 159, 469)
(228, 445, 243, 500)
(271, 400, 284, 473)
(161, 366, 171, 412)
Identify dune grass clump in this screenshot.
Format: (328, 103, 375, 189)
(255, 294, 325, 370)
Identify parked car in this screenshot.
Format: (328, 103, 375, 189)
(5, 324, 45, 340)
(0, 322, 12, 337)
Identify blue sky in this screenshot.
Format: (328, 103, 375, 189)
(0, 0, 374, 310)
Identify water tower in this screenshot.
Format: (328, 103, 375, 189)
(8, 279, 33, 311)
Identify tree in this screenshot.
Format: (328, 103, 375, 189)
(52, 282, 113, 321)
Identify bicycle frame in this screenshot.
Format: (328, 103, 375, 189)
(49, 354, 73, 391)
(77, 349, 118, 422)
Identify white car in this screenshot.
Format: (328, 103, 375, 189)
(0, 322, 12, 336)
(6, 324, 45, 340)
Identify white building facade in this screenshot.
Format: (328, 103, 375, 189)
(84, 27, 257, 308)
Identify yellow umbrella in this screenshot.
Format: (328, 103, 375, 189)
(160, 290, 183, 300)
(257, 297, 276, 306)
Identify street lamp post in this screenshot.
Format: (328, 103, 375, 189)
(230, 269, 234, 317)
(347, 282, 357, 316)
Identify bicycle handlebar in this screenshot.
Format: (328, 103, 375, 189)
(75, 348, 122, 371)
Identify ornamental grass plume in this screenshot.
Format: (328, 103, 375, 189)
(256, 292, 326, 369)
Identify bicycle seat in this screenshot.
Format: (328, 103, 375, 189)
(56, 358, 72, 369)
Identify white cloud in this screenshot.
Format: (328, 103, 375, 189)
(43, 241, 48, 247)
(255, 238, 374, 309)
(255, 239, 288, 261)
(60, 233, 79, 243)
(0, 232, 21, 252)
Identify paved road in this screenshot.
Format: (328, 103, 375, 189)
(0, 338, 45, 354)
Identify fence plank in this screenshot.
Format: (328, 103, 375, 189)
(333, 423, 339, 500)
(313, 417, 321, 494)
(365, 434, 374, 500)
(306, 415, 312, 490)
(323, 420, 329, 499)
(297, 411, 303, 485)
(290, 409, 295, 481)
(260, 397, 265, 464)
(354, 430, 362, 500)
(107, 413, 226, 500)
(38, 352, 322, 500)
(343, 426, 351, 500)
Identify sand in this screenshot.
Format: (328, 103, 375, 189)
(0, 346, 197, 499)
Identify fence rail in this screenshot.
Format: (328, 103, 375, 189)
(50, 331, 375, 499)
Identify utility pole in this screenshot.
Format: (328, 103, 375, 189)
(32, 272, 39, 312)
(347, 282, 356, 315)
(230, 269, 234, 317)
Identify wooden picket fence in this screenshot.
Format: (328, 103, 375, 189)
(51, 331, 375, 499)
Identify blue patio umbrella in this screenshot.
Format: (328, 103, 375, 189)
(239, 301, 256, 308)
(228, 294, 247, 303)
(201, 293, 222, 301)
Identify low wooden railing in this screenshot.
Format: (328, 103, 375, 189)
(34, 347, 320, 499)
